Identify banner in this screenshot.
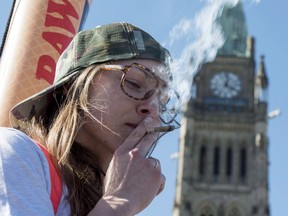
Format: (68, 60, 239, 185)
(0, 0, 92, 126)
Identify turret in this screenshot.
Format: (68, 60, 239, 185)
(255, 55, 269, 103)
(247, 36, 255, 59)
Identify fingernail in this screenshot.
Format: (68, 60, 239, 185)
(143, 116, 154, 124)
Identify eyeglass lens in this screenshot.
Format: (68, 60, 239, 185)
(122, 65, 179, 125)
(122, 65, 158, 100)
(159, 89, 180, 124)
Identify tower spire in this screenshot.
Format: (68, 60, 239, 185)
(255, 55, 269, 102)
(217, 1, 249, 57)
(256, 55, 268, 89)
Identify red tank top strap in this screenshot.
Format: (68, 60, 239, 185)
(36, 143, 62, 215)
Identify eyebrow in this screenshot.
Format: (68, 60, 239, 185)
(102, 63, 169, 87)
(101, 65, 124, 71)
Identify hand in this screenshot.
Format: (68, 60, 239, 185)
(101, 117, 166, 216)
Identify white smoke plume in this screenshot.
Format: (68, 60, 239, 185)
(166, 0, 262, 111)
(249, 0, 261, 4)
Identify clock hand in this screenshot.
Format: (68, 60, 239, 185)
(223, 74, 229, 88)
(227, 80, 240, 91)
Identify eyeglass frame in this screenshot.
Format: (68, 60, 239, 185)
(102, 62, 165, 100)
(100, 62, 180, 126)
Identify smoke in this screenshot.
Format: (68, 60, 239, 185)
(168, 19, 194, 48)
(249, 0, 261, 4)
(166, 0, 262, 111)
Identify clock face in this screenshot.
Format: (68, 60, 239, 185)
(210, 72, 241, 98)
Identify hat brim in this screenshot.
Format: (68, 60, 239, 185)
(9, 70, 81, 128)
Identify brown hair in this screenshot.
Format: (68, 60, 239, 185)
(21, 65, 106, 216)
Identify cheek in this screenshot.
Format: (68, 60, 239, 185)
(88, 82, 128, 123)
(88, 91, 109, 116)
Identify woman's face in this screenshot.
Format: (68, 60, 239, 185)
(75, 59, 170, 162)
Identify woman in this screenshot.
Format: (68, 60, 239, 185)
(0, 22, 180, 215)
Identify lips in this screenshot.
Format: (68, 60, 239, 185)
(126, 123, 138, 129)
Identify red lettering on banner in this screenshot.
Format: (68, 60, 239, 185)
(36, 55, 56, 84)
(45, 0, 79, 34)
(36, 0, 80, 83)
(43, 32, 72, 54)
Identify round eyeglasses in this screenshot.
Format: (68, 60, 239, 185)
(101, 63, 180, 126)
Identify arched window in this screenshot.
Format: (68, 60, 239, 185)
(213, 146, 220, 180)
(226, 147, 233, 179)
(199, 205, 214, 216)
(239, 147, 247, 182)
(227, 206, 241, 216)
(199, 145, 207, 177)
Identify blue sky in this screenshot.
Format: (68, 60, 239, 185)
(1, 1, 288, 216)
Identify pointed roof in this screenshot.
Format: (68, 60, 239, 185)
(217, 2, 249, 57)
(256, 55, 268, 89)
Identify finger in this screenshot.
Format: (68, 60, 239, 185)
(135, 132, 159, 157)
(115, 122, 147, 154)
(156, 174, 166, 196)
(148, 157, 160, 169)
(133, 117, 160, 157)
(116, 117, 160, 155)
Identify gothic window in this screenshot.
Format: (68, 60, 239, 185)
(239, 147, 247, 182)
(213, 146, 220, 179)
(226, 147, 233, 179)
(184, 201, 192, 211)
(227, 206, 241, 216)
(199, 205, 214, 216)
(199, 145, 207, 176)
(252, 206, 258, 214)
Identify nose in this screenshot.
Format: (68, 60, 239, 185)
(136, 96, 160, 118)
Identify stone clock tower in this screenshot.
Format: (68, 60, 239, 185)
(173, 2, 269, 216)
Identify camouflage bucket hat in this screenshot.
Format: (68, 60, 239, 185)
(10, 22, 171, 128)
